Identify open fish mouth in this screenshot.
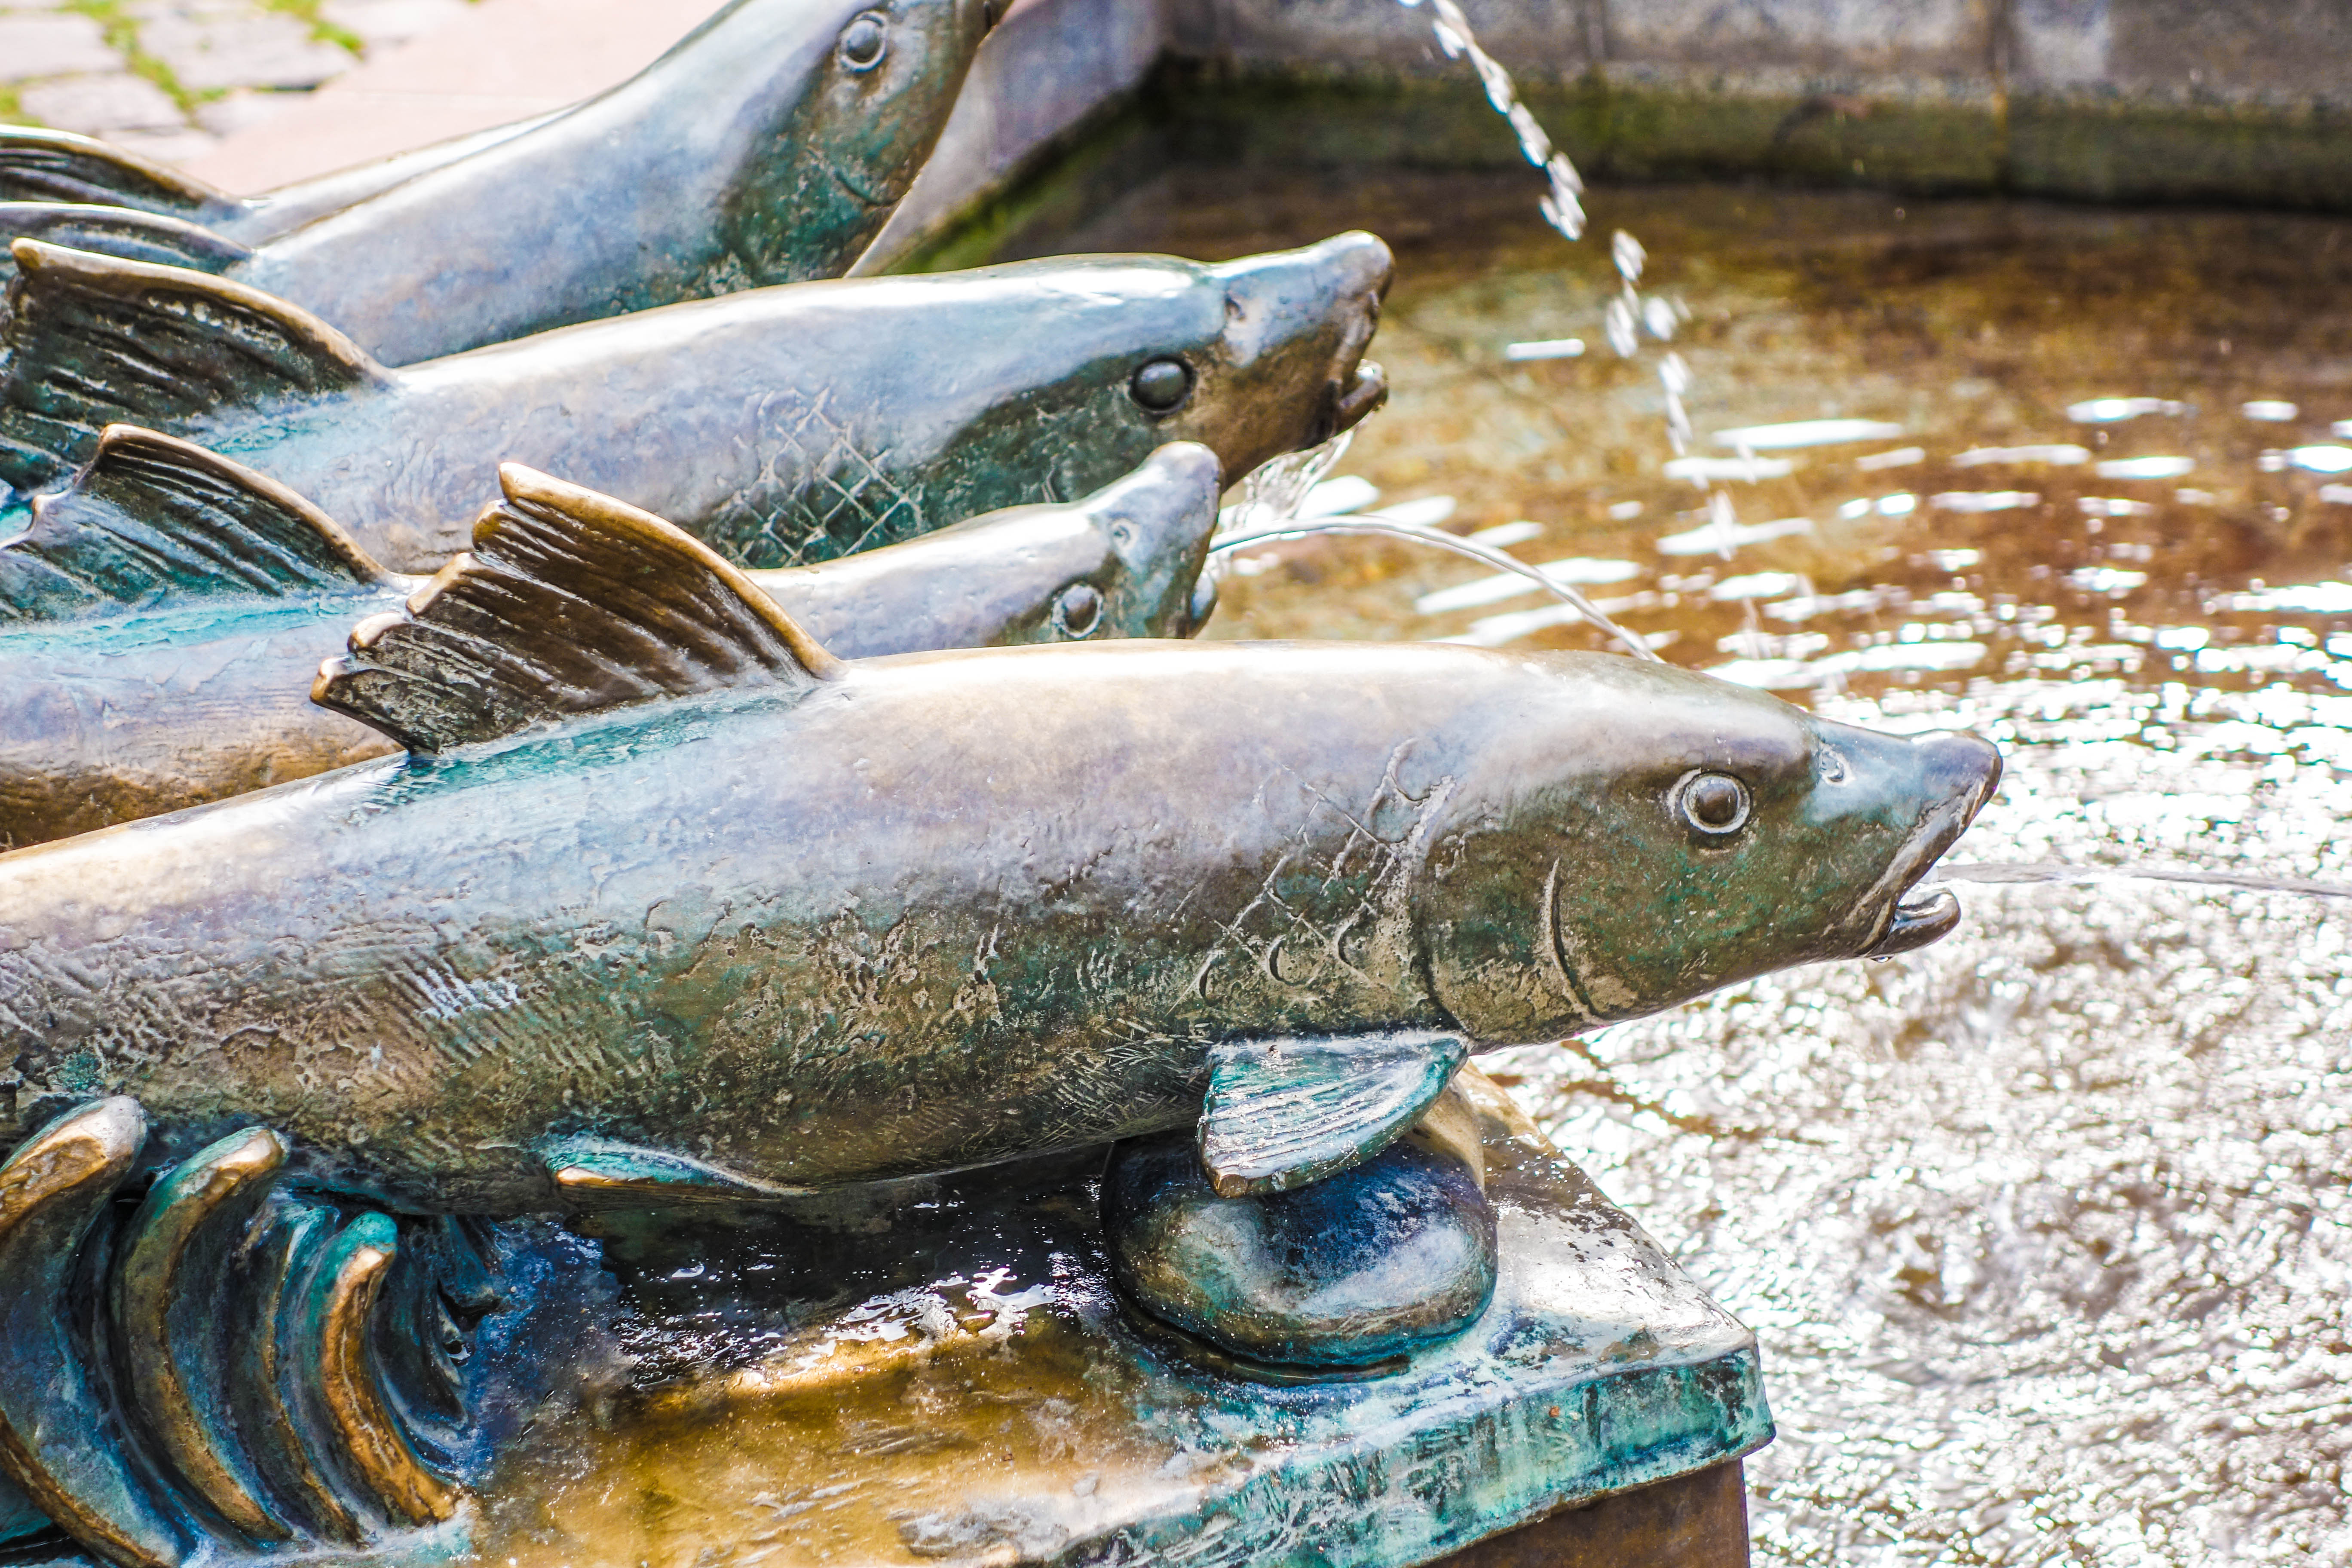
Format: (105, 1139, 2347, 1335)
(1333, 360, 1387, 432)
(1855, 734, 2004, 959)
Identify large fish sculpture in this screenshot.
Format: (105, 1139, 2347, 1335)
(0, 0, 1001, 364)
(0, 234, 1390, 572)
(0, 428, 1222, 848)
(0, 486, 2000, 1565)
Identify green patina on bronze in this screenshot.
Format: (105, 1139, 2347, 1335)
(0, 432, 1221, 848)
(0, 234, 1390, 573)
(0, 0, 1001, 366)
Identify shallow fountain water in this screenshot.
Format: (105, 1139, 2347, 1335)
(1018, 168, 2352, 1565)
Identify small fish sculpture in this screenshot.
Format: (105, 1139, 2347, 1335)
(0, 234, 1390, 572)
(0, 0, 1001, 364)
(0, 428, 1222, 848)
(0, 482, 1999, 1564)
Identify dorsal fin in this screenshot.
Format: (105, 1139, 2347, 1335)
(0, 425, 394, 622)
(0, 240, 383, 494)
(313, 464, 843, 753)
(0, 202, 249, 282)
(0, 128, 242, 221)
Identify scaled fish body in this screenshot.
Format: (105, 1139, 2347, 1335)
(0, 0, 998, 364)
(0, 431, 1222, 848)
(0, 235, 1390, 572)
(0, 481, 2001, 1216)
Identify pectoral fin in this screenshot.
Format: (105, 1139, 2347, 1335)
(1198, 1029, 1469, 1198)
(540, 1138, 819, 1208)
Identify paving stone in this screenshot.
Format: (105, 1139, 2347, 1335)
(107, 126, 221, 164)
(194, 84, 303, 136)
(17, 73, 184, 134)
(321, 0, 470, 50)
(135, 7, 354, 92)
(0, 13, 119, 77)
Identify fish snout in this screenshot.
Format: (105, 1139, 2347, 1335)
(1315, 230, 1396, 299)
(1858, 729, 2003, 959)
(1913, 728, 2003, 823)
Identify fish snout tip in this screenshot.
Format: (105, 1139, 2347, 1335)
(1912, 728, 2003, 820)
(1320, 230, 1396, 295)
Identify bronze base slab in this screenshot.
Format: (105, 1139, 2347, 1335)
(1432, 1460, 1750, 1568)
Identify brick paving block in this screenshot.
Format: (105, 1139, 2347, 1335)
(18, 73, 184, 134)
(0, 12, 119, 77)
(135, 5, 355, 92)
(322, 0, 472, 51)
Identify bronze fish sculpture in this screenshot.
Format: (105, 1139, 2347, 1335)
(0, 428, 1222, 848)
(0, 234, 1390, 572)
(0, 0, 1000, 364)
(0, 472, 2000, 1202)
(0, 477, 1998, 1565)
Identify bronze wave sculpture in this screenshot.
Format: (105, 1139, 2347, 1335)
(0, 235, 1390, 573)
(0, 0, 1000, 364)
(0, 429, 1222, 848)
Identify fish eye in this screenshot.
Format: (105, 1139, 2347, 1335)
(1673, 771, 1752, 837)
(1130, 358, 1193, 415)
(1053, 581, 1103, 638)
(1819, 746, 1850, 784)
(838, 12, 888, 69)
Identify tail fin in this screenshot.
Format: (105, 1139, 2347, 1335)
(315, 463, 842, 753)
(0, 240, 385, 494)
(0, 127, 242, 224)
(0, 425, 396, 622)
(0, 203, 248, 288)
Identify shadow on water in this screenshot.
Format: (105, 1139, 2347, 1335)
(1009, 168, 2352, 1563)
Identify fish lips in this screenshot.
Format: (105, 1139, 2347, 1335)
(1854, 732, 2004, 960)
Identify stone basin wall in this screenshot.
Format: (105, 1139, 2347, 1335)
(866, 0, 2352, 269)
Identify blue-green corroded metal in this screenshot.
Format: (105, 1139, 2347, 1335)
(0, 235, 1388, 572)
(0, 0, 1001, 366)
(0, 432, 1221, 847)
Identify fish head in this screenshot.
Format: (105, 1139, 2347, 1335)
(1415, 655, 2003, 1044)
(728, 0, 997, 282)
(913, 442, 1223, 644)
(861, 235, 1388, 557)
(1147, 233, 1394, 480)
(1058, 440, 1225, 640)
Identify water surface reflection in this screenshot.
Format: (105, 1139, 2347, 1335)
(1035, 171, 2352, 1562)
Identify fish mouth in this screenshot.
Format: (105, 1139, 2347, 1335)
(1302, 361, 1387, 447)
(1853, 734, 2004, 959)
(1333, 361, 1387, 432)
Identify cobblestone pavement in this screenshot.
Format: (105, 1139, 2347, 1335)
(1, 0, 472, 170)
